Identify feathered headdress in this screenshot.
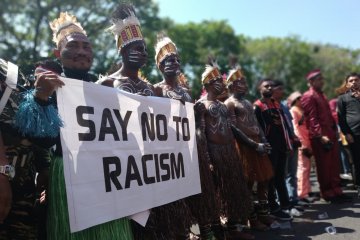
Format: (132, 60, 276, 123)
(107, 3, 144, 51)
(226, 66, 244, 85)
(226, 54, 244, 85)
(154, 32, 178, 66)
(49, 12, 87, 47)
(201, 56, 221, 85)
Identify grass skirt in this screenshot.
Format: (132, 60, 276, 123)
(208, 142, 252, 222)
(235, 135, 273, 183)
(138, 200, 193, 239)
(47, 156, 134, 240)
(187, 130, 219, 225)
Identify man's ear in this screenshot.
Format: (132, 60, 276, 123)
(53, 48, 61, 59)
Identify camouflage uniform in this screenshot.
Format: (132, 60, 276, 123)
(0, 83, 51, 240)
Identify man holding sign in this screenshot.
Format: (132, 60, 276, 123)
(17, 12, 134, 240)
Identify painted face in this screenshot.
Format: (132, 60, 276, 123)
(259, 81, 273, 98)
(231, 78, 248, 95)
(161, 54, 180, 77)
(209, 77, 225, 95)
(346, 75, 360, 90)
(58, 33, 93, 71)
(123, 40, 148, 69)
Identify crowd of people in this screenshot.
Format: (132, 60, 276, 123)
(1, 3, 360, 240)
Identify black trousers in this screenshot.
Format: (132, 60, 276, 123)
(267, 148, 290, 211)
(349, 135, 360, 186)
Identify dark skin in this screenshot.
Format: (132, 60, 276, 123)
(197, 77, 234, 145)
(258, 80, 284, 126)
(258, 80, 273, 99)
(159, 54, 181, 82)
(109, 40, 156, 96)
(195, 76, 256, 239)
(113, 40, 148, 87)
(155, 54, 191, 102)
(225, 79, 271, 153)
(260, 80, 301, 147)
(225, 78, 272, 229)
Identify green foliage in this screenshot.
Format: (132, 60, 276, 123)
(1, 0, 360, 100)
(245, 36, 315, 98)
(167, 20, 242, 99)
(311, 45, 360, 98)
(0, 0, 163, 77)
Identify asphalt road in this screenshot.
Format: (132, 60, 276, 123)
(252, 176, 360, 240)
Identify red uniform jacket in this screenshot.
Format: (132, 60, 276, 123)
(301, 87, 336, 140)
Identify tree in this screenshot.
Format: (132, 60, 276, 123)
(245, 36, 315, 98)
(2, 1, 360, 99)
(311, 44, 360, 98)
(0, 0, 165, 77)
(166, 20, 242, 99)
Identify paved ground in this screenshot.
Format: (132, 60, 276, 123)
(191, 173, 360, 239)
(252, 176, 360, 240)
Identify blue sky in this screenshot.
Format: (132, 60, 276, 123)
(155, 0, 359, 49)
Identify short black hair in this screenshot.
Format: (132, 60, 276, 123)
(272, 80, 284, 88)
(35, 58, 62, 74)
(256, 78, 273, 91)
(345, 72, 360, 83)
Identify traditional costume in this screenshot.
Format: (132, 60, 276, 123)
(153, 34, 192, 103)
(197, 64, 252, 239)
(103, 4, 154, 96)
(136, 34, 194, 239)
(225, 67, 273, 229)
(14, 12, 133, 240)
(226, 68, 273, 183)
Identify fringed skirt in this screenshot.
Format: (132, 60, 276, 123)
(47, 156, 134, 240)
(138, 200, 193, 240)
(235, 135, 273, 183)
(208, 142, 252, 222)
(187, 130, 219, 225)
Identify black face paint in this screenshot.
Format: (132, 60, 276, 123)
(211, 78, 225, 95)
(123, 41, 148, 69)
(232, 79, 248, 95)
(162, 55, 180, 77)
(61, 47, 75, 60)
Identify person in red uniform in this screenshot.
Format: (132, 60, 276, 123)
(301, 69, 351, 203)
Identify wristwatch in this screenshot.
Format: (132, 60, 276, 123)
(0, 165, 15, 180)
